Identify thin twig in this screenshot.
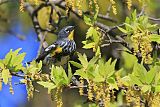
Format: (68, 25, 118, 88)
(37, 31, 48, 57)
(148, 17, 160, 22)
(69, 85, 88, 89)
(137, 5, 146, 17)
(108, 23, 125, 32)
(11, 72, 25, 78)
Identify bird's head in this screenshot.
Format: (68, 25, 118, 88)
(58, 26, 75, 40)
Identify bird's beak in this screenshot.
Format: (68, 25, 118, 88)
(68, 26, 75, 40)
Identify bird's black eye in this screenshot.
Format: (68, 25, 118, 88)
(65, 28, 70, 33)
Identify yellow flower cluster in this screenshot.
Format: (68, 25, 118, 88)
(87, 81, 94, 100)
(34, 0, 39, 5)
(20, 0, 24, 12)
(131, 31, 153, 64)
(88, 0, 99, 15)
(115, 72, 123, 87)
(77, 0, 82, 16)
(79, 77, 84, 95)
(135, 95, 140, 107)
(126, 88, 140, 106)
(26, 80, 34, 100)
(31, 73, 50, 81)
(55, 87, 63, 107)
(88, 0, 93, 11)
(126, 0, 132, 10)
(23, 76, 34, 100)
(126, 88, 133, 105)
(65, 0, 72, 15)
(65, 0, 99, 16)
(71, 0, 76, 11)
(110, 0, 117, 15)
(27, 0, 40, 5)
(9, 78, 14, 94)
(65, 0, 83, 16)
(19, 0, 40, 12)
(93, 0, 99, 13)
(86, 81, 111, 107)
(147, 93, 160, 107)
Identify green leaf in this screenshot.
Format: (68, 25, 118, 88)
(155, 85, 160, 93)
(155, 71, 160, 85)
(83, 15, 93, 26)
(37, 81, 56, 88)
(141, 85, 151, 93)
(146, 67, 156, 84)
(150, 34, 160, 43)
(89, 103, 98, 107)
(77, 53, 88, 68)
(102, 58, 116, 78)
(147, 24, 158, 31)
(125, 17, 131, 31)
(132, 63, 147, 84)
(3, 49, 13, 65)
(24, 61, 42, 74)
(3, 48, 26, 72)
(14, 64, 25, 72)
(107, 77, 118, 90)
(89, 56, 99, 65)
(93, 9, 99, 20)
(86, 27, 94, 38)
(87, 64, 97, 79)
(82, 42, 95, 49)
(92, 27, 100, 43)
(37, 81, 56, 93)
(51, 65, 56, 80)
(124, 23, 134, 30)
(0, 62, 5, 69)
(121, 76, 130, 86)
(125, 17, 130, 24)
(95, 46, 101, 56)
(93, 75, 105, 82)
(118, 27, 128, 34)
(107, 59, 117, 77)
(74, 69, 88, 79)
(131, 10, 137, 21)
(2, 68, 11, 84)
(12, 53, 26, 66)
(69, 61, 83, 68)
(60, 66, 68, 84)
(129, 74, 143, 86)
(82, 40, 87, 44)
(50, 65, 71, 86)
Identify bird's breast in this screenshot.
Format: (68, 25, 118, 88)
(61, 40, 76, 54)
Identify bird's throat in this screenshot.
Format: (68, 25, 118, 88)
(68, 30, 74, 40)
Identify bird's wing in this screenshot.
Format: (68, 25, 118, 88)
(36, 44, 57, 62)
(35, 39, 73, 62)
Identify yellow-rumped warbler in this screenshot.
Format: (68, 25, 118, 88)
(36, 26, 76, 65)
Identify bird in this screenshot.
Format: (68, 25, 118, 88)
(36, 26, 76, 65)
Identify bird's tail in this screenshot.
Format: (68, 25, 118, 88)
(35, 51, 49, 62)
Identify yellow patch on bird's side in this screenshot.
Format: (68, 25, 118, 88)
(68, 30, 74, 40)
(55, 47, 63, 53)
(51, 47, 63, 56)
